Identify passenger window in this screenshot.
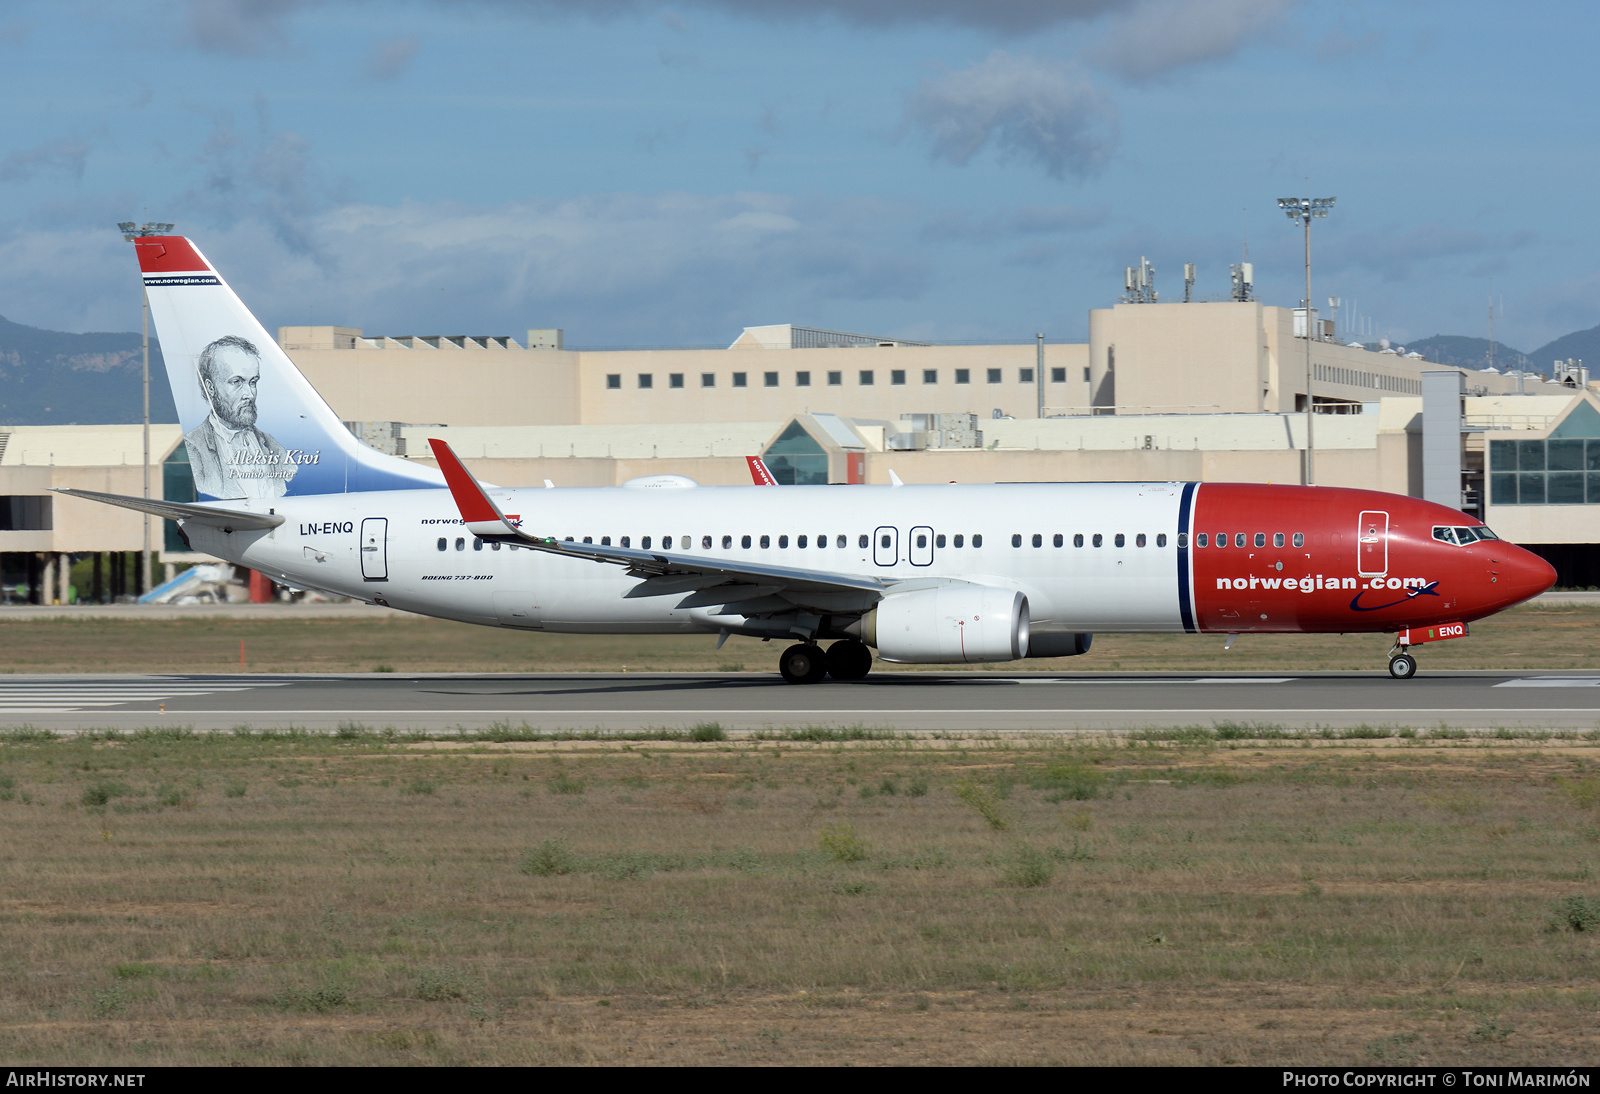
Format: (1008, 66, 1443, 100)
(1273, 533, 1284, 548)
(760, 535, 770, 549)
(1234, 533, 1245, 548)
(702, 535, 712, 549)
(437, 537, 446, 551)
(1115, 533, 1125, 547)
(1197, 534, 1206, 547)
(1053, 533, 1063, 547)
(799, 535, 808, 548)
(681, 536, 691, 549)
(722, 535, 732, 549)
(455, 537, 465, 551)
(936, 534, 946, 548)
(837, 534, 847, 548)
(1031, 534, 1042, 548)
(972, 534, 983, 547)
(779, 535, 789, 548)
(953, 534, 964, 548)
(601, 536, 611, 546)
(583, 536, 592, 544)
(1292, 533, 1304, 547)
(474, 538, 484, 551)
(817, 534, 827, 548)
(859, 534, 869, 548)
(491, 542, 501, 551)
(1012, 534, 1022, 548)
(621, 536, 631, 548)
(1073, 534, 1083, 547)
(741, 535, 751, 548)
(916, 533, 927, 548)
(1092, 534, 1103, 547)
(1136, 533, 1147, 547)
(1254, 533, 1265, 548)
(642, 536, 651, 549)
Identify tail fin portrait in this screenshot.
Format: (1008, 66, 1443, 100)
(135, 237, 441, 501)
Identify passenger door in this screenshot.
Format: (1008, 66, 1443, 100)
(1357, 510, 1388, 577)
(360, 517, 388, 581)
(873, 525, 899, 567)
(908, 525, 934, 567)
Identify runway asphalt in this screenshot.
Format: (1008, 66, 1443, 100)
(5, 670, 1600, 733)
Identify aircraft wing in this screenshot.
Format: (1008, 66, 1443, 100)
(52, 488, 285, 531)
(428, 438, 891, 612)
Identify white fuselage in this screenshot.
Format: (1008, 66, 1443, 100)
(190, 481, 1190, 635)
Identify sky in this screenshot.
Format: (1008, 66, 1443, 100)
(0, 0, 1595, 353)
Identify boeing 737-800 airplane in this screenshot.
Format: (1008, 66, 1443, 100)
(60, 237, 1555, 682)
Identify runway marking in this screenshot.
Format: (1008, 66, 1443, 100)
(1013, 677, 1296, 686)
(1494, 678, 1600, 688)
(0, 680, 287, 713)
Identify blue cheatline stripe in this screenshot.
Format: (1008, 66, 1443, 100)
(1176, 481, 1197, 633)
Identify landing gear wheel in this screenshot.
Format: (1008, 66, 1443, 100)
(1388, 652, 1417, 679)
(825, 640, 873, 681)
(779, 643, 828, 684)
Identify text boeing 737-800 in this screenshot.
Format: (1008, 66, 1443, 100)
(58, 237, 1556, 682)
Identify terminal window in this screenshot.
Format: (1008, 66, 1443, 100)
(922, 369, 937, 384)
(795, 371, 811, 387)
(1491, 437, 1600, 505)
(669, 373, 684, 389)
(638, 373, 653, 389)
(606, 374, 621, 389)
(0, 496, 51, 531)
(1019, 368, 1034, 383)
(1051, 367, 1067, 383)
(827, 371, 842, 386)
(859, 370, 874, 385)
(764, 372, 779, 387)
(732, 372, 748, 387)
(955, 369, 970, 384)
(891, 370, 906, 386)
(701, 373, 715, 387)
(987, 368, 1002, 384)
(1084, 367, 1091, 382)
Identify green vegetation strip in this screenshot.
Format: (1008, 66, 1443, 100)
(0, 731, 1597, 1064)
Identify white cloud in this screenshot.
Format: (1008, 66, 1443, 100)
(1091, 0, 1293, 82)
(185, 0, 304, 55)
(905, 51, 1117, 180)
(0, 192, 934, 344)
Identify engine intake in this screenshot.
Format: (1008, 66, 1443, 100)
(855, 586, 1029, 664)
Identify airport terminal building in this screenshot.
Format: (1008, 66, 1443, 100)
(5, 298, 1598, 601)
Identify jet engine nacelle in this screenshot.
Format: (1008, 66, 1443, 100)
(856, 585, 1029, 663)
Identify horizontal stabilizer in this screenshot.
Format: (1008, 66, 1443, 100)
(52, 488, 284, 531)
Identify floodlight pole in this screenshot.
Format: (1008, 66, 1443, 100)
(1035, 332, 1045, 419)
(1279, 197, 1335, 486)
(119, 221, 174, 596)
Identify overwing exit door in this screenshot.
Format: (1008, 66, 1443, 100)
(360, 517, 389, 581)
(909, 525, 934, 566)
(1357, 510, 1388, 576)
(872, 525, 898, 566)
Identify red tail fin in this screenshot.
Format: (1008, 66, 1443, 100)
(747, 455, 778, 485)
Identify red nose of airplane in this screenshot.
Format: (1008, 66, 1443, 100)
(1503, 545, 1558, 604)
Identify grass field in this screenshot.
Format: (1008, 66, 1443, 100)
(1, 729, 1598, 1065)
(0, 599, 1597, 675)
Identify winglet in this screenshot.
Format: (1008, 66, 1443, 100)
(746, 455, 778, 485)
(428, 438, 525, 538)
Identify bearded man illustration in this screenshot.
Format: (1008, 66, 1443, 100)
(183, 335, 295, 499)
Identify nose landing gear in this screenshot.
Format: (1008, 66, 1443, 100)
(1387, 648, 1417, 679)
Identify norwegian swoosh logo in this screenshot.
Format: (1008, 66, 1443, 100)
(1349, 581, 1440, 612)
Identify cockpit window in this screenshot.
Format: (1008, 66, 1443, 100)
(1476, 527, 1499, 540)
(1432, 526, 1459, 546)
(1435, 525, 1497, 545)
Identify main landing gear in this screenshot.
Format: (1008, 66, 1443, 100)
(778, 639, 873, 684)
(1387, 649, 1417, 679)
